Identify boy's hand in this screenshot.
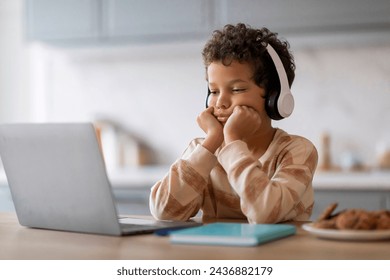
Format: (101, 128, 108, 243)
(197, 107, 224, 153)
(224, 106, 262, 143)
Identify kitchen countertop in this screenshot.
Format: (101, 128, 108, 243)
(1, 166, 390, 190)
(313, 171, 390, 190)
(0, 165, 170, 189)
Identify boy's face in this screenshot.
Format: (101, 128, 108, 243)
(207, 60, 268, 125)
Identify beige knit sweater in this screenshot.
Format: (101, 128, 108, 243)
(150, 128, 318, 224)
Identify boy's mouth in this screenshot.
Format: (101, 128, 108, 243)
(214, 113, 230, 123)
(217, 116, 229, 123)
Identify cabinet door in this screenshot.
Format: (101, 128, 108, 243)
(217, 0, 390, 34)
(312, 190, 388, 220)
(25, 0, 101, 41)
(102, 0, 213, 41)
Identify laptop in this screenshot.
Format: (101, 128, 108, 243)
(0, 123, 199, 236)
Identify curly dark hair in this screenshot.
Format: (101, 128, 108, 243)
(202, 23, 295, 96)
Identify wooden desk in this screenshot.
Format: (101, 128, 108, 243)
(0, 212, 389, 260)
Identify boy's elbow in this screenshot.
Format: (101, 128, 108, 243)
(149, 198, 166, 220)
(150, 204, 169, 221)
(149, 185, 170, 220)
(149, 199, 181, 221)
(150, 207, 188, 222)
(150, 200, 194, 222)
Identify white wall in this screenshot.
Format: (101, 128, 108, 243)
(285, 45, 390, 168)
(27, 41, 390, 168)
(0, 0, 31, 122)
(29, 42, 207, 164)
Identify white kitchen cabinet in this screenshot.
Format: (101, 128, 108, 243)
(311, 171, 390, 220)
(312, 190, 389, 220)
(24, 0, 390, 45)
(217, 0, 390, 35)
(0, 185, 15, 212)
(102, 0, 213, 42)
(24, 0, 214, 43)
(25, 0, 101, 41)
(113, 188, 151, 215)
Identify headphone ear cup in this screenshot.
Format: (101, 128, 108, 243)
(206, 88, 211, 108)
(265, 91, 283, 120)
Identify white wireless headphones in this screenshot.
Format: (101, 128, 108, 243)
(264, 44, 294, 120)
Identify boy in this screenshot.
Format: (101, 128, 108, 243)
(149, 23, 318, 224)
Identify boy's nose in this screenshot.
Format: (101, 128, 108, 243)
(215, 92, 230, 109)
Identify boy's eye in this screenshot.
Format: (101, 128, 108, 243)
(209, 90, 218, 95)
(232, 88, 245, 93)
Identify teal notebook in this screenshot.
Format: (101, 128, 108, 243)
(170, 223, 296, 247)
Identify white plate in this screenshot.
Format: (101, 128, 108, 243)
(302, 223, 390, 241)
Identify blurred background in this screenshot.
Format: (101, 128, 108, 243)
(1, 0, 389, 218)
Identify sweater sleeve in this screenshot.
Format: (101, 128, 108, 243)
(218, 138, 318, 224)
(149, 140, 218, 221)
